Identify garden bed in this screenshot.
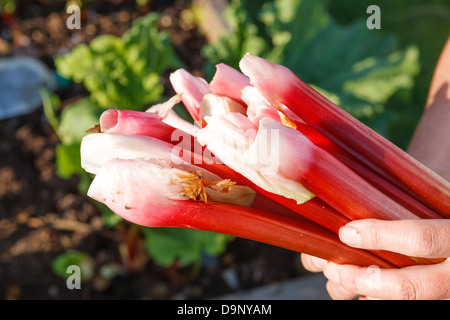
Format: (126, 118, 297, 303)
(0, 0, 308, 300)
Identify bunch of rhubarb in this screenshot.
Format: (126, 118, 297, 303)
(80, 54, 449, 269)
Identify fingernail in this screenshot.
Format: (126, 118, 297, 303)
(313, 257, 327, 270)
(339, 226, 362, 246)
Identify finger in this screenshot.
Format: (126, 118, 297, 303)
(323, 259, 450, 300)
(359, 295, 383, 300)
(325, 280, 359, 300)
(339, 219, 450, 258)
(300, 253, 327, 272)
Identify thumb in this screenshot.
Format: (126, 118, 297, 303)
(338, 219, 450, 259)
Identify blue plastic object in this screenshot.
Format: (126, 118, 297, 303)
(0, 56, 57, 120)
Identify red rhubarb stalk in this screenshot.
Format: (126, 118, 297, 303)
(82, 126, 432, 268)
(294, 121, 443, 220)
(209, 63, 251, 105)
(170, 68, 210, 123)
(197, 113, 438, 266)
(240, 54, 450, 218)
(198, 113, 422, 222)
(99, 109, 209, 162)
(257, 118, 422, 221)
(80, 132, 305, 220)
(241, 87, 442, 220)
(87, 157, 395, 268)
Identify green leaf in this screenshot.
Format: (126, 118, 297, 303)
(54, 12, 182, 110)
(122, 13, 183, 75)
(96, 203, 123, 228)
(52, 250, 95, 282)
(203, 0, 420, 135)
(40, 89, 61, 134)
(55, 143, 82, 179)
(55, 143, 93, 193)
(202, 0, 269, 78)
(260, 0, 330, 64)
(142, 228, 234, 267)
(55, 44, 93, 83)
(58, 97, 102, 146)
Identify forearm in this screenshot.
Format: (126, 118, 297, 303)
(408, 37, 450, 181)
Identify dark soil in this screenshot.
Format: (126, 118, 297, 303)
(0, 0, 310, 300)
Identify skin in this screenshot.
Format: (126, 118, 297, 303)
(301, 37, 450, 300)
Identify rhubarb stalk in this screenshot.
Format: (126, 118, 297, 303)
(80, 56, 448, 272)
(239, 53, 450, 218)
(208, 63, 251, 105)
(170, 69, 210, 123)
(197, 113, 421, 222)
(86, 156, 394, 268)
(197, 114, 436, 267)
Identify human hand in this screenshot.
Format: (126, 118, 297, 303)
(301, 37, 450, 300)
(301, 219, 450, 299)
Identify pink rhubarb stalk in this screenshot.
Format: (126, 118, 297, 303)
(197, 113, 421, 222)
(197, 113, 434, 267)
(98, 108, 208, 162)
(80, 132, 300, 219)
(293, 121, 443, 220)
(200, 93, 247, 123)
(81, 133, 424, 268)
(241, 91, 441, 220)
(170, 69, 210, 123)
(86, 156, 394, 268)
(146, 94, 200, 136)
(208, 63, 251, 105)
(239, 53, 450, 218)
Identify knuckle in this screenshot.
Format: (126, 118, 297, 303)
(342, 270, 362, 293)
(392, 277, 418, 300)
(414, 224, 440, 257)
(365, 220, 383, 248)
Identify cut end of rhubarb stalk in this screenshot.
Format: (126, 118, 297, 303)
(146, 99, 200, 137)
(146, 94, 183, 120)
(197, 113, 315, 205)
(209, 63, 251, 104)
(200, 93, 247, 123)
(81, 133, 257, 207)
(170, 68, 210, 122)
(239, 53, 286, 112)
(87, 157, 256, 215)
(99, 109, 119, 132)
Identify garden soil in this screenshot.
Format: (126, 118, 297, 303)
(0, 0, 309, 299)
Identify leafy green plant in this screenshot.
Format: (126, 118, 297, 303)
(52, 250, 95, 282)
(55, 13, 181, 110)
(143, 228, 232, 267)
(44, 12, 233, 270)
(202, 0, 420, 139)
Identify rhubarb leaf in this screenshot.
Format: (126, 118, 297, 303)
(202, 0, 420, 135)
(202, 0, 269, 78)
(52, 250, 95, 282)
(142, 227, 233, 267)
(55, 12, 182, 110)
(58, 97, 102, 146)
